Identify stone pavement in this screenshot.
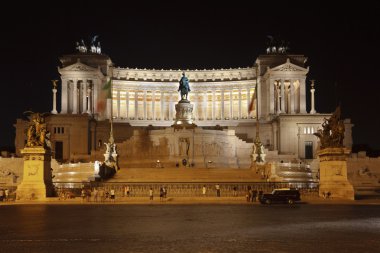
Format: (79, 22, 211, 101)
(1, 196, 380, 205)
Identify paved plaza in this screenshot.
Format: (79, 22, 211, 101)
(1, 201, 380, 253)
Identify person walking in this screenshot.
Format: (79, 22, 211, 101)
(252, 189, 258, 202)
(233, 186, 237, 197)
(124, 185, 130, 197)
(246, 187, 252, 202)
(149, 187, 153, 201)
(4, 188, 9, 202)
(202, 185, 207, 197)
(0, 189, 4, 202)
(81, 189, 86, 202)
(159, 187, 164, 202)
(93, 188, 98, 202)
(163, 186, 167, 199)
(110, 188, 115, 202)
(258, 190, 263, 202)
(215, 184, 220, 197)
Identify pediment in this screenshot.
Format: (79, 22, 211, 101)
(60, 62, 98, 72)
(270, 59, 308, 73)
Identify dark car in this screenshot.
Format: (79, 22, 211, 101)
(259, 188, 301, 204)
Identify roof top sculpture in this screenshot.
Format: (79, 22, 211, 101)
(266, 36, 289, 54)
(75, 35, 101, 54)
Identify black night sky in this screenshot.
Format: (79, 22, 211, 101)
(1, 2, 379, 151)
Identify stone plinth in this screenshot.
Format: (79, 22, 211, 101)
(317, 147, 354, 200)
(16, 147, 54, 201)
(172, 100, 196, 129)
(116, 127, 253, 169)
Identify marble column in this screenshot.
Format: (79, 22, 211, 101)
(310, 80, 316, 114)
(203, 91, 207, 120)
(221, 90, 224, 119)
(143, 90, 147, 120)
(82, 80, 87, 114)
(238, 88, 242, 119)
(116, 90, 121, 118)
(290, 80, 295, 114)
(51, 86, 58, 114)
(126, 91, 129, 119)
(161, 91, 164, 121)
(93, 79, 99, 114)
(61, 78, 68, 114)
(269, 79, 274, 114)
(169, 92, 173, 121)
(229, 90, 233, 119)
(212, 90, 216, 120)
(152, 91, 156, 120)
(72, 79, 78, 114)
(280, 79, 285, 113)
(86, 85, 92, 114)
(193, 94, 197, 120)
(246, 87, 250, 118)
(300, 78, 307, 113)
(134, 91, 138, 119)
(276, 81, 281, 114)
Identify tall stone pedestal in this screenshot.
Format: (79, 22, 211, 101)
(172, 99, 196, 129)
(318, 147, 355, 200)
(16, 147, 54, 201)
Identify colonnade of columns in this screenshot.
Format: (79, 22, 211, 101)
(111, 87, 256, 122)
(60, 78, 98, 115)
(55, 78, 316, 120)
(270, 78, 307, 115)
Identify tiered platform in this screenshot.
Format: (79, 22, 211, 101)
(109, 168, 262, 183)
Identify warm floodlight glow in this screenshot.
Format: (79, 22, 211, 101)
(94, 160, 100, 174)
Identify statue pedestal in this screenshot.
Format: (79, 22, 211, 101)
(16, 147, 54, 201)
(317, 147, 355, 200)
(172, 99, 196, 129)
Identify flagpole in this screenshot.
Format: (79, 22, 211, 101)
(255, 65, 260, 141)
(109, 64, 114, 144)
(253, 65, 264, 164)
(255, 66, 259, 138)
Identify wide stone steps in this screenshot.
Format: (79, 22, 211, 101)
(109, 167, 261, 183)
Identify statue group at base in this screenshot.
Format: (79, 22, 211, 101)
(17, 112, 54, 201)
(314, 106, 345, 149)
(25, 112, 51, 149)
(314, 107, 354, 200)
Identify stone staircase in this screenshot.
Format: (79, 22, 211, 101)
(53, 162, 97, 183)
(109, 167, 261, 183)
(235, 133, 253, 143)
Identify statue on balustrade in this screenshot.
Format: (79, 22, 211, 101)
(314, 106, 345, 149)
(178, 72, 191, 100)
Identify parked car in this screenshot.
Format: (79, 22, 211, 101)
(259, 188, 301, 204)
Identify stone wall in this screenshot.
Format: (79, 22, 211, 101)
(0, 157, 23, 186)
(117, 127, 253, 168)
(347, 152, 380, 196)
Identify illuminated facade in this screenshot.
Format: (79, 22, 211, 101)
(15, 49, 353, 171)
